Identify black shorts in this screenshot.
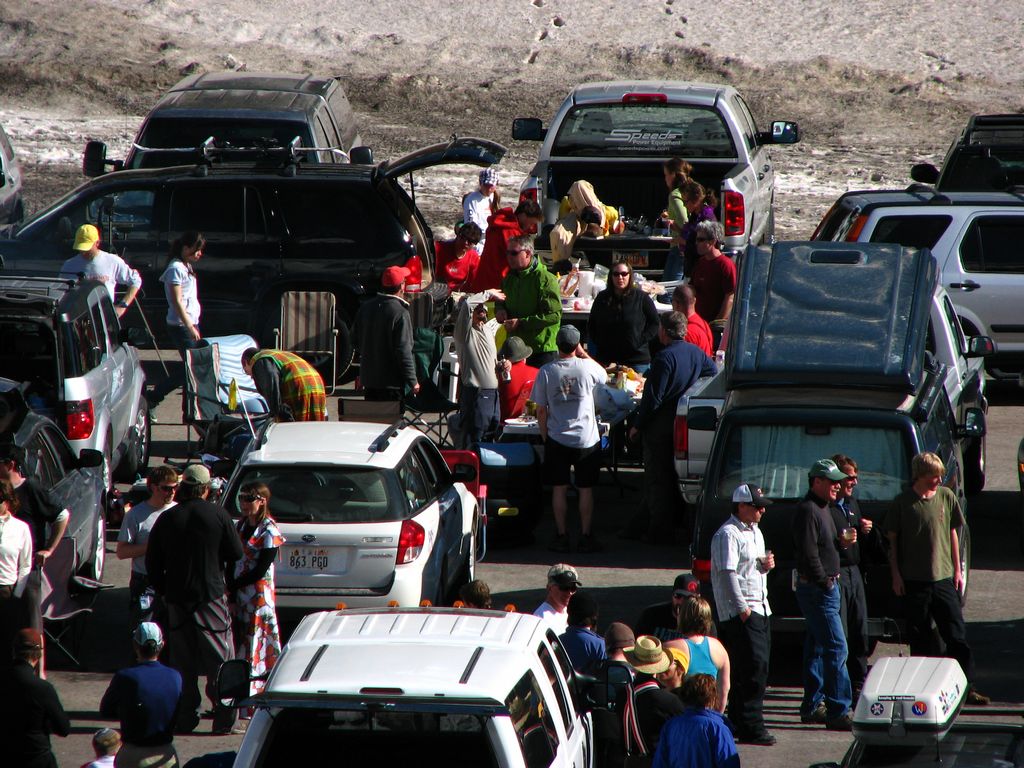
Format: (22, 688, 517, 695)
(543, 437, 602, 488)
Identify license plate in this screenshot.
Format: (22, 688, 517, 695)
(287, 547, 331, 572)
(613, 250, 649, 268)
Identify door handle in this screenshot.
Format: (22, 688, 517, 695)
(949, 280, 980, 292)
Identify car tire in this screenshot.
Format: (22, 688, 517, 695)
(964, 435, 986, 496)
(114, 400, 151, 482)
(82, 506, 106, 580)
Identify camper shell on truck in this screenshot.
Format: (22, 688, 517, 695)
(511, 81, 799, 275)
(684, 243, 987, 640)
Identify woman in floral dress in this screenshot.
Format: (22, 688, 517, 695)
(228, 481, 284, 696)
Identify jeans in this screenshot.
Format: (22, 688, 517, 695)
(148, 324, 204, 407)
(661, 245, 683, 282)
(718, 611, 771, 737)
(795, 580, 852, 719)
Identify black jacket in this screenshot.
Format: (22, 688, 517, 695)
(830, 496, 871, 567)
(793, 491, 841, 588)
(145, 497, 243, 605)
(353, 293, 416, 392)
(587, 287, 660, 368)
(0, 659, 70, 768)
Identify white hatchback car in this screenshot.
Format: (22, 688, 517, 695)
(224, 421, 482, 616)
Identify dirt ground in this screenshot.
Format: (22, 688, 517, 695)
(2, 0, 1021, 241)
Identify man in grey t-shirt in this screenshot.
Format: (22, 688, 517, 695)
(531, 325, 606, 554)
(116, 465, 178, 626)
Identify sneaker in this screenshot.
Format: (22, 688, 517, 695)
(736, 730, 776, 746)
(966, 689, 991, 705)
(825, 713, 854, 731)
(800, 702, 828, 724)
(577, 534, 602, 553)
(548, 534, 570, 553)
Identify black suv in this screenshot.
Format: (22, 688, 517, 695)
(1, 138, 505, 379)
(911, 113, 1024, 191)
(0, 388, 107, 579)
(84, 71, 365, 174)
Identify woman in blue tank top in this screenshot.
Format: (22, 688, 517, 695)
(665, 596, 731, 712)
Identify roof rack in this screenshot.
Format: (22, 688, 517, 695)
(369, 419, 415, 454)
(903, 183, 951, 204)
(0, 275, 77, 302)
(131, 136, 351, 175)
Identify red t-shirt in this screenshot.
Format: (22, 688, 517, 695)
(498, 360, 539, 420)
(684, 312, 714, 355)
(691, 254, 737, 323)
(434, 240, 481, 291)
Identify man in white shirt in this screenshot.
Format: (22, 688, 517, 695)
(532, 563, 581, 634)
(463, 167, 499, 252)
(710, 482, 775, 746)
(59, 224, 142, 317)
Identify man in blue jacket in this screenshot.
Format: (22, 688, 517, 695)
(628, 312, 715, 543)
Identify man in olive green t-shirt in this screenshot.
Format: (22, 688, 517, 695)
(884, 452, 988, 705)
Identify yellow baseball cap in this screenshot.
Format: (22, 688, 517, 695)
(73, 224, 100, 251)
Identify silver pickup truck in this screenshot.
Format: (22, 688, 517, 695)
(675, 244, 992, 501)
(512, 80, 799, 272)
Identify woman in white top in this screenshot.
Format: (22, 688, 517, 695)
(147, 232, 206, 409)
(0, 479, 33, 669)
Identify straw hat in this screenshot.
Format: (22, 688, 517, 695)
(623, 635, 670, 674)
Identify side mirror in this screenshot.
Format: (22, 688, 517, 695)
(350, 146, 374, 164)
(966, 335, 994, 358)
(757, 120, 800, 145)
(687, 406, 718, 431)
(956, 407, 986, 439)
(512, 118, 546, 142)
(216, 659, 253, 703)
(83, 140, 109, 178)
(451, 463, 478, 483)
(910, 163, 939, 184)
(78, 448, 104, 469)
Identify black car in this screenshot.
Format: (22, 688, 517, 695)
(0, 137, 505, 381)
(910, 113, 1024, 191)
(0, 387, 107, 579)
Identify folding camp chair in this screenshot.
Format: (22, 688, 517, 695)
(273, 291, 339, 394)
(404, 327, 459, 446)
(183, 334, 270, 456)
(41, 537, 112, 669)
(337, 397, 403, 424)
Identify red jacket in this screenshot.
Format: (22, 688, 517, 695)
(435, 240, 480, 291)
(469, 208, 522, 293)
(499, 360, 539, 420)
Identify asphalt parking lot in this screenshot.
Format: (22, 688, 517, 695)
(46, 357, 1024, 768)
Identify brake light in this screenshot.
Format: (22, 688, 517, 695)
(674, 415, 689, 460)
(65, 399, 95, 440)
(396, 519, 425, 564)
(622, 93, 667, 103)
(692, 558, 712, 583)
(810, 202, 838, 240)
(723, 191, 745, 236)
(844, 214, 868, 242)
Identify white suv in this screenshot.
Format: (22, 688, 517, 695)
(219, 607, 593, 768)
(223, 421, 482, 615)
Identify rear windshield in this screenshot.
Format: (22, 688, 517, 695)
(551, 104, 736, 158)
(130, 116, 314, 168)
(257, 708, 498, 767)
(943, 147, 1024, 191)
(715, 424, 909, 501)
(854, 729, 1024, 767)
(229, 466, 402, 523)
(0, 318, 59, 401)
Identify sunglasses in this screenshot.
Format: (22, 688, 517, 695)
(695, 237, 713, 242)
(506, 249, 525, 256)
(556, 584, 578, 593)
(611, 271, 630, 277)
(158, 484, 178, 492)
(672, 590, 693, 599)
(239, 493, 264, 503)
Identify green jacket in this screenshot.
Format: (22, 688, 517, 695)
(499, 257, 562, 354)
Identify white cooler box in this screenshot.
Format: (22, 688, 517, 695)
(853, 656, 967, 745)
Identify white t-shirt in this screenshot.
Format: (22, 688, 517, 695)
(533, 600, 569, 634)
(0, 513, 32, 594)
(530, 356, 606, 449)
(161, 260, 200, 326)
(463, 190, 492, 250)
(118, 500, 176, 575)
(60, 249, 142, 301)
